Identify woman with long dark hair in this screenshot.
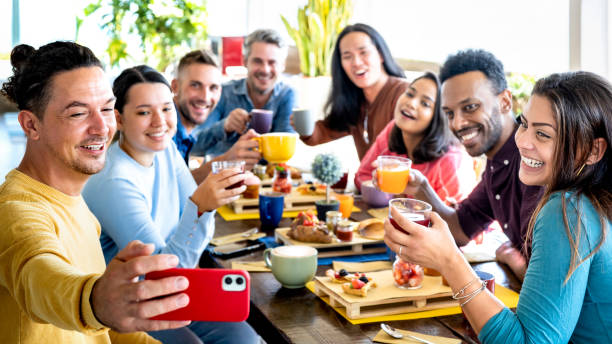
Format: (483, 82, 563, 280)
(385, 71, 612, 342)
(355, 72, 476, 202)
(83, 65, 259, 344)
(297, 23, 409, 160)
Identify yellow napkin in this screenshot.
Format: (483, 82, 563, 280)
(210, 231, 266, 246)
(368, 207, 389, 220)
(332, 260, 392, 272)
(306, 281, 519, 324)
(231, 261, 271, 272)
(373, 329, 461, 344)
(217, 204, 361, 221)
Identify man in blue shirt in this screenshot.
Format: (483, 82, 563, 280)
(192, 29, 296, 157)
(171, 50, 261, 183)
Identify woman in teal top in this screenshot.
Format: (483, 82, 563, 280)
(384, 71, 612, 343)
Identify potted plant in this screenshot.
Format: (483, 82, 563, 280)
(80, 0, 207, 71)
(311, 153, 343, 221)
(507, 72, 536, 115)
(281, 0, 353, 77)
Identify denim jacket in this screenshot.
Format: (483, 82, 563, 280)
(191, 78, 295, 157)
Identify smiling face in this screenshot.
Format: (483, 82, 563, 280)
(245, 41, 285, 95)
(37, 66, 116, 176)
(117, 82, 177, 166)
(441, 71, 504, 157)
(515, 95, 557, 186)
(394, 77, 437, 137)
(339, 31, 386, 90)
(173, 63, 221, 129)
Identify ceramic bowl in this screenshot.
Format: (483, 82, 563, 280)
(360, 180, 394, 208)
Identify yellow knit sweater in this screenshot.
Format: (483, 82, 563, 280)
(0, 169, 158, 343)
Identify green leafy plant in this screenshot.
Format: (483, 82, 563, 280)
(311, 153, 343, 203)
(281, 0, 353, 77)
(507, 72, 536, 115)
(81, 0, 207, 71)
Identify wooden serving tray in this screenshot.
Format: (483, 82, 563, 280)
(313, 270, 457, 319)
(274, 227, 386, 258)
(230, 187, 324, 213)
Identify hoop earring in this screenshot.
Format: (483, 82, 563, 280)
(576, 163, 586, 177)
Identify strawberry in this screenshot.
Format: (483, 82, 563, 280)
(351, 279, 365, 289)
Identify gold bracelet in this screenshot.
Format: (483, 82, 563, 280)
(452, 277, 480, 299)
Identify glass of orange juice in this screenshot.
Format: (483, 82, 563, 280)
(334, 191, 354, 219)
(376, 156, 412, 194)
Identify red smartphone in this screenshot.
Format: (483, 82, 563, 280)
(145, 268, 250, 322)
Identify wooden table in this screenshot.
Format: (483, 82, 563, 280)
(200, 200, 521, 344)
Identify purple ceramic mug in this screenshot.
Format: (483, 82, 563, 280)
(250, 109, 273, 134)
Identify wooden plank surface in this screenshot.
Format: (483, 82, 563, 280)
(312, 270, 457, 319)
(274, 227, 386, 257)
(231, 187, 325, 213)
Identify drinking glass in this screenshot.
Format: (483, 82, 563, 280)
(211, 160, 246, 189)
(334, 191, 354, 219)
(388, 198, 432, 289)
(376, 156, 412, 194)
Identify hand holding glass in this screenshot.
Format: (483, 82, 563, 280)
(376, 156, 412, 194)
(211, 161, 246, 189)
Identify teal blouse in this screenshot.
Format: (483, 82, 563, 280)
(479, 192, 612, 343)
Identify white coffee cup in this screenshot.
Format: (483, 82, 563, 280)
(292, 108, 314, 136)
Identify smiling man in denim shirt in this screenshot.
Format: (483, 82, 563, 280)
(191, 29, 296, 158)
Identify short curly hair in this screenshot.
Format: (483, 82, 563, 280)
(439, 49, 507, 95)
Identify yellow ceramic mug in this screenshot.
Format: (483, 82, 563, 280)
(254, 133, 298, 163)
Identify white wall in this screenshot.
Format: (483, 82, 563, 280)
(207, 0, 570, 76)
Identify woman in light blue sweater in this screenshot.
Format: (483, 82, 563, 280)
(384, 71, 612, 343)
(83, 65, 258, 344)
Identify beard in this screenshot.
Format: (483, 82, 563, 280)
(48, 139, 108, 176)
(480, 106, 503, 155)
(248, 72, 274, 95)
(178, 101, 199, 127)
(455, 106, 503, 157)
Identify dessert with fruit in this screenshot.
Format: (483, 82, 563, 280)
(392, 259, 424, 289)
(272, 163, 292, 194)
(341, 273, 377, 297)
(296, 181, 327, 196)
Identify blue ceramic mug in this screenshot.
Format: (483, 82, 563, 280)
(259, 191, 285, 229)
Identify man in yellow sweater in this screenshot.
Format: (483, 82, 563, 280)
(0, 41, 193, 343)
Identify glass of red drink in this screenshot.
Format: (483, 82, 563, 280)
(388, 198, 432, 289)
(211, 160, 246, 189)
(388, 198, 432, 232)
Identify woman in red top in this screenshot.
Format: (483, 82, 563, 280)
(356, 72, 476, 202)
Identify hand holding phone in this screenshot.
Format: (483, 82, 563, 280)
(145, 268, 250, 322)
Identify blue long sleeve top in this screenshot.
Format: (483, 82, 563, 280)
(82, 141, 215, 268)
(191, 78, 295, 157)
(479, 192, 612, 343)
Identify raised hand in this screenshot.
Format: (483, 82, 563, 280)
(384, 209, 460, 274)
(220, 129, 261, 170)
(224, 108, 250, 134)
(191, 168, 250, 212)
